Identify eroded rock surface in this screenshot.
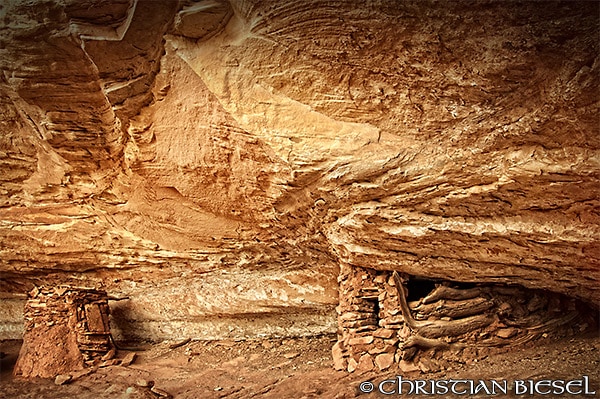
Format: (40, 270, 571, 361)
(0, 0, 598, 340)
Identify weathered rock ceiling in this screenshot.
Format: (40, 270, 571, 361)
(0, 0, 598, 339)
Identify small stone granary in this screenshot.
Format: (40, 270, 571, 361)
(13, 286, 115, 378)
(333, 264, 594, 373)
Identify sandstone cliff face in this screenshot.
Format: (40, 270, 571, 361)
(0, 0, 598, 340)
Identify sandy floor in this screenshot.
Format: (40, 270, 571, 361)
(1, 332, 599, 399)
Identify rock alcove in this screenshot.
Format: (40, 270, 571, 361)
(0, 0, 598, 386)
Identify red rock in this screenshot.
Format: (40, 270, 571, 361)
(332, 342, 347, 371)
(497, 328, 518, 339)
(283, 352, 300, 359)
(399, 360, 419, 373)
(373, 329, 395, 339)
(120, 352, 137, 367)
(357, 354, 375, 372)
(375, 353, 394, 371)
(348, 336, 374, 346)
(54, 374, 72, 385)
(347, 358, 358, 373)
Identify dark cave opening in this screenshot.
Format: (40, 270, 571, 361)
(405, 277, 438, 302)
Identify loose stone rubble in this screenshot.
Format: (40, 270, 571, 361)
(13, 286, 115, 378)
(333, 264, 595, 373)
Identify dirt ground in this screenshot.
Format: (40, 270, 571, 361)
(1, 332, 599, 399)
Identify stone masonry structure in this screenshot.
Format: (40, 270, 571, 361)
(333, 264, 595, 373)
(13, 286, 115, 378)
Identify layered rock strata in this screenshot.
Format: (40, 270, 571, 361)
(0, 0, 598, 342)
